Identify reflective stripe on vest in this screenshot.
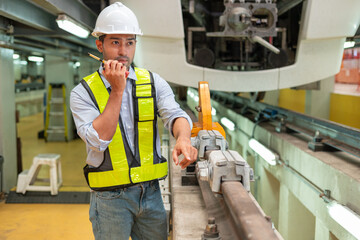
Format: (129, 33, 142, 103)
(82, 67, 167, 189)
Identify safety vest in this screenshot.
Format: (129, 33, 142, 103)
(80, 67, 168, 191)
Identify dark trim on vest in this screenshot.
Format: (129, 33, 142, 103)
(106, 83, 138, 172)
(149, 71, 160, 164)
(132, 78, 141, 167)
(80, 79, 99, 110)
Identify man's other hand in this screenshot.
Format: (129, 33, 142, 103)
(172, 137, 198, 169)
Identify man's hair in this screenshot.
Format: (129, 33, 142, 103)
(99, 35, 106, 42)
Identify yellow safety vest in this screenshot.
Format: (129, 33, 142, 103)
(81, 67, 168, 191)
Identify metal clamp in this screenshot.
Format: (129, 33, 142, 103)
(197, 150, 253, 193)
(192, 130, 228, 159)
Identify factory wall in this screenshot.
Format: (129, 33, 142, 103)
(271, 76, 360, 130)
(330, 93, 360, 129)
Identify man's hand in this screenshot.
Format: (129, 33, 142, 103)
(172, 136, 198, 169)
(102, 60, 129, 92)
(92, 60, 129, 141)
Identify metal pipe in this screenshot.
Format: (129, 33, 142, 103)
(187, 27, 206, 62)
(222, 181, 280, 240)
(245, 39, 249, 70)
(276, 27, 287, 50)
(250, 35, 280, 54)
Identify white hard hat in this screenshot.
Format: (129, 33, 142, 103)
(92, 2, 143, 38)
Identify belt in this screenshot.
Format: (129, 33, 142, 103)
(97, 179, 158, 192)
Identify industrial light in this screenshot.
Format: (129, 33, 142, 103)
(75, 61, 81, 67)
(344, 41, 355, 49)
(248, 138, 278, 165)
(220, 117, 235, 131)
(211, 107, 216, 116)
(28, 56, 44, 62)
(194, 96, 199, 102)
(327, 202, 360, 239)
(56, 14, 90, 39)
(187, 89, 195, 99)
(13, 54, 19, 59)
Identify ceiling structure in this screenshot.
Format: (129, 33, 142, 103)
(0, 0, 109, 59)
(0, 0, 359, 61)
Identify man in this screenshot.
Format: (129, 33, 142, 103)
(70, 2, 197, 240)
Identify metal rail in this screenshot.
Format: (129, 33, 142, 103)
(197, 178, 281, 240)
(222, 181, 279, 240)
(211, 91, 360, 160)
(198, 180, 238, 240)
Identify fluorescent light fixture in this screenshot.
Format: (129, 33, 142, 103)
(187, 89, 191, 96)
(220, 117, 235, 131)
(211, 107, 216, 116)
(20, 60, 28, 65)
(28, 56, 44, 62)
(56, 14, 90, 39)
(248, 138, 277, 165)
(344, 41, 355, 49)
(13, 54, 19, 59)
(187, 89, 195, 99)
(328, 202, 360, 239)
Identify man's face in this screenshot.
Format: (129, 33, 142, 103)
(95, 34, 136, 69)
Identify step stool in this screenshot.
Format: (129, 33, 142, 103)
(16, 154, 62, 195)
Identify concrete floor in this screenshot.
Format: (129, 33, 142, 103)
(0, 113, 93, 240)
(0, 202, 93, 240)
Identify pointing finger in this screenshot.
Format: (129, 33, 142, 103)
(172, 149, 179, 165)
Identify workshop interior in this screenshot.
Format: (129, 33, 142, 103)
(0, 0, 360, 239)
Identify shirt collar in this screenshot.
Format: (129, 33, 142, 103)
(98, 64, 137, 89)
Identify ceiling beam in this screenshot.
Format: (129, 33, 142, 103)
(42, 0, 97, 29)
(13, 26, 97, 49)
(0, 0, 57, 31)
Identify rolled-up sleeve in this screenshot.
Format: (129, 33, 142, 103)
(154, 73, 192, 135)
(70, 85, 111, 152)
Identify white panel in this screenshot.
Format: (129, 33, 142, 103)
(134, 36, 202, 88)
(119, 0, 184, 39)
(279, 38, 345, 89)
(135, 36, 280, 92)
(302, 0, 360, 40)
(123, 0, 353, 92)
(203, 67, 279, 92)
(135, 36, 345, 92)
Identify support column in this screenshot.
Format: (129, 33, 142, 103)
(0, 45, 17, 192)
(45, 54, 76, 141)
(305, 76, 335, 119)
(256, 164, 280, 228)
(278, 183, 290, 239)
(315, 217, 330, 240)
(278, 183, 316, 240)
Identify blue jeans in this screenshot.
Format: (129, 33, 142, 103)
(89, 180, 167, 240)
